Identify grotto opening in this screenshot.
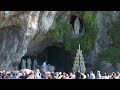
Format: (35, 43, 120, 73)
(19, 46, 73, 72)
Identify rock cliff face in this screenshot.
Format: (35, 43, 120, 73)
(0, 11, 71, 70)
(85, 11, 120, 73)
(0, 11, 120, 72)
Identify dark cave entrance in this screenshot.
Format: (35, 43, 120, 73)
(19, 46, 73, 72)
(70, 15, 84, 33)
(42, 46, 73, 72)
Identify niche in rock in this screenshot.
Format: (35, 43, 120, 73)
(41, 46, 73, 72)
(70, 15, 83, 34)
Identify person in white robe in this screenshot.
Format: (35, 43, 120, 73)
(42, 61, 47, 72)
(96, 71, 102, 79)
(34, 69, 40, 79)
(101, 73, 109, 79)
(89, 71, 95, 79)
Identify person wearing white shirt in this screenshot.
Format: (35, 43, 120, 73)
(96, 71, 102, 79)
(102, 73, 109, 79)
(89, 71, 95, 79)
(42, 61, 47, 72)
(34, 69, 40, 79)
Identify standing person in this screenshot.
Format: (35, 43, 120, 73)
(27, 71, 35, 79)
(102, 73, 109, 79)
(89, 71, 95, 79)
(34, 69, 40, 79)
(71, 72, 76, 79)
(75, 72, 81, 79)
(115, 73, 119, 79)
(96, 71, 102, 79)
(86, 74, 90, 79)
(19, 73, 27, 79)
(13, 73, 17, 79)
(42, 61, 47, 72)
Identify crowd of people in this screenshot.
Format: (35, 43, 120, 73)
(0, 60, 119, 79)
(0, 69, 120, 79)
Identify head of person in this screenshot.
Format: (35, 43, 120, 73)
(97, 71, 100, 74)
(104, 73, 106, 76)
(80, 74, 84, 79)
(48, 75, 52, 79)
(113, 73, 116, 76)
(87, 74, 89, 77)
(116, 73, 119, 76)
(75, 72, 81, 79)
(45, 61, 47, 63)
(117, 72, 120, 76)
(58, 74, 61, 77)
(36, 69, 40, 73)
(73, 72, 75, 75)
(59, 72, 62, 75)
(90, 71, 93, 74)
(69, 72, 72, 75)
(69, 75, 72, 79)
(63, 72, 66, 75)
(23, 73, 26, 76)
(117, 72, 120, 74)
(29, 71, 34, 75)
(112, 72, 115, 75)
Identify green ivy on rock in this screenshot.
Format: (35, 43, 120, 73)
(50, 20, 72, 41)
(64, 11, 98, 53)
(99, 15, 120, 65)
(99, 48, 120, 66)
(108, 15, 120, 48)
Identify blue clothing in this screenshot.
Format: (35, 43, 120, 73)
(96, 74, 101, 79)
(42, 62, 47, 71)
(39, 73, 42, 79)
(13, 75, 17, 79)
